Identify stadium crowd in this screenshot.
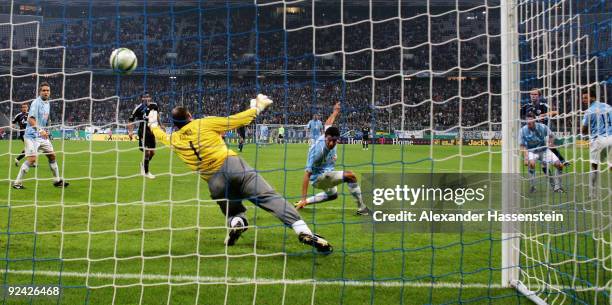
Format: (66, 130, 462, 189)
(3, 75, 502, 132)
(1, 3, 594, 134)
(10, 3, 501, 74)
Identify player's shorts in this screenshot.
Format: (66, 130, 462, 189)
(527, 149, 559, 165)
(259, 135, 268, 143)
(589, 136, 612, 166)
(24, 137, 54, 157)
(311, 171, 344, 191)
(139, 132, 156, 151)
(278, 134, 284, 139)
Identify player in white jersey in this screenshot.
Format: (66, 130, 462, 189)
(295, 103, 370, 215)
(13, 82, 69, 189)
(580, 88, 612, 198)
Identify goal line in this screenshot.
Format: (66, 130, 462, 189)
(0, 269, 506, 289)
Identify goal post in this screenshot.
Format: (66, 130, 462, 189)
(500, 0, 521, 290)
(503, 0, 610, 303)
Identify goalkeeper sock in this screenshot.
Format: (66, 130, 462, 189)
(15, 160, 31, 183)
(144, 158, 150, 173)
(49, 160, 60, 182)
(238, 142, 244, 152)
(528, 167, 536, 186)
(291, 220, 313, 236)
(16, 150, 25, 161)
(347, 182, 366, 209)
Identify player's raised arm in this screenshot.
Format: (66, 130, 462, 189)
(201, 94, 273, 132)
(324, 102, 341, 128)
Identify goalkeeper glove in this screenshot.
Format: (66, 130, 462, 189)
(147, 110, 159, 128)
(250, 94, 273, 115)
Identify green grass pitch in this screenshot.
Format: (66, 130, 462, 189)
(0, 140, 603, 305)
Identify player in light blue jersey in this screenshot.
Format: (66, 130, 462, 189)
(520, 112, 564, 193)
(580, 89, 612, 197)
(295, 103, 370, 215)
(13, 82, 69, 189)
(258, 122, 269, 146)
(306, 114, 323, 145)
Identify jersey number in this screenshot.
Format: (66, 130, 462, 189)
(189, 141, 202, 161)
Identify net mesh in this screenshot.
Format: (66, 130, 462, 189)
(515, 0, 611, 304)
(0, 0, 609, 304)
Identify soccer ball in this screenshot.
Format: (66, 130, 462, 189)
(110, 48, 138, 74)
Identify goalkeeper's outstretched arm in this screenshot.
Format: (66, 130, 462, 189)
(147, 110, 171, 146)
(200, 109, 257, 133)
(197, 94, 273, 133)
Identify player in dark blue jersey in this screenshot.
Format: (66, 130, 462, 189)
(361, 124, 371, 150)
(12, 103, 29, 166)
(237, 126, 246, 152)
(128, 93, 158, 179)
(521, 89, 558, 124)
(521, 88, 568, 166)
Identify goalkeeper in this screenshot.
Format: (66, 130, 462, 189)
(147, 94, 332, 254)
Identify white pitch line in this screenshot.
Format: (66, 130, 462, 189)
(5, 200, 359, 211)
(0, 269, 504, 289)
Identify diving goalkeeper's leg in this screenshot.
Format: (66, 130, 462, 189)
(208, 156, 333, 254)
(214, 198, 249, 246)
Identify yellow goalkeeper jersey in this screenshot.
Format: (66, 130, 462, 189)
(150, 108, 256, 180)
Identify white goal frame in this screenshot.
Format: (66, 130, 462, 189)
(500, 1, 551, 304)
